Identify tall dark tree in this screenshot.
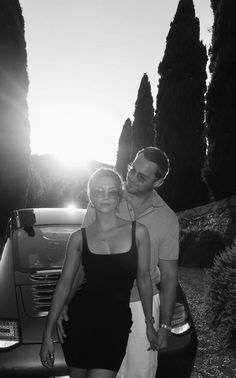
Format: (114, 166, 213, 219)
(0, 0, 30, 237)
(115, 118, 132, 179)
(154, 0, 209, 211)
(131, 73, 154, 160)
(203, 0, 236, 199)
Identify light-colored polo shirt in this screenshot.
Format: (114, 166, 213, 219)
(82, 189, 179, 302)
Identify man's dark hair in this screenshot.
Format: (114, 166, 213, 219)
(136, 147, 170, 180)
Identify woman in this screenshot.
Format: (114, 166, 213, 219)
(40, 167, 157, 378)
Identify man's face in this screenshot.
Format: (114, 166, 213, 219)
(126, 153, 158, 195)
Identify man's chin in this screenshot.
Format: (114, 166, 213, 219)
(126, 182, 138, 193)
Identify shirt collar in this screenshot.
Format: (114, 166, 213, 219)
(152, 190, 165, 208)
(123, 185, 164, 209)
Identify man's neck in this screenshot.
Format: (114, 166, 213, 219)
(126, 190, 154, 216)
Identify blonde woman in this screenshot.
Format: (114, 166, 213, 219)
(40, 167, 157, 378)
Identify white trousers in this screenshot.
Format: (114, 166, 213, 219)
(117, 293, 160, 378)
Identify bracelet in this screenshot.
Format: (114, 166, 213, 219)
(160, 323, 172, 331)
(145, 316, 155, 325)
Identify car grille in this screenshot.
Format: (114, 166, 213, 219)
(29, 271, 61, 315)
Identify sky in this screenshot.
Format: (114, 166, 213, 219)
(20, 0, 213, 167)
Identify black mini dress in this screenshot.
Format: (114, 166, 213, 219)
(62, 221, 137, 372)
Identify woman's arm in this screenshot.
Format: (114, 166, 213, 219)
(136, 223, 157, 350)
(40, 230, 82, 366)
(56, 205, 96, 342)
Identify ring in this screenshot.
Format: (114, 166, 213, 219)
(49, 353, 54, 358)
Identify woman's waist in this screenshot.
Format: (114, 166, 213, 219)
(78, 285, 132, 302)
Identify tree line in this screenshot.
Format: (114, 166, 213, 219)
(0, 0, 236, 238)
(116, 0, 236, 211)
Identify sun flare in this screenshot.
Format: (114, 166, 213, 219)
(29, 101, 117, 167)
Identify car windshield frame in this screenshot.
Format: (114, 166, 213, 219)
(12, 224, 80, 273)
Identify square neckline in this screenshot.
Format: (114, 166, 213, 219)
(82, 223, 135, 256)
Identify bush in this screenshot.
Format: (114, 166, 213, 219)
(179, 229, 229, 268)
(205, 240, 236, 349)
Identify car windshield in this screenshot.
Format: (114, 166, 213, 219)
(13, 225, 79, 271)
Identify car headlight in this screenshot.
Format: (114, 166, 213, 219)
(0, 320, 20, 348)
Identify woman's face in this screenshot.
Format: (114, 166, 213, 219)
(89, 175, 121, 213)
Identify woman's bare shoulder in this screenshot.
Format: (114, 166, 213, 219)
(68, 228, 83, 248)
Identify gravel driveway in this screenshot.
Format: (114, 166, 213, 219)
(179, 267, 236, 378)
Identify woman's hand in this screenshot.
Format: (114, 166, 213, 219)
(57, 304, 68, 343)
(146, 324, 158, 351)
(39, 333, 55, 368)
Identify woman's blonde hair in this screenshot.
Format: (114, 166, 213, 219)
(87, 167, 124, 201)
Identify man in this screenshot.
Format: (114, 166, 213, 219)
(57, 146, 179, 378)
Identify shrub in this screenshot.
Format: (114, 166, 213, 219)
(205, 240, 236, 349)
(179, 229, 229, 268)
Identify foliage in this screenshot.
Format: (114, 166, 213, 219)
(27, 154, 108, 209)
(154, 0, 209, 211)
(205, 240, 236, 349)
(115, 118, 132, 179)
(204, 0, 236, 199)
(179, 267, 236, 376)
(178, 196, 235, 268)
(0, 1, 30, 237)
(179, 228, 230, 268)
(131, 73, 155, 159)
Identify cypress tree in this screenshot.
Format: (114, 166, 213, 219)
(204, 0, 236, 199)
(131, 73, 154, 160)
(154, 0, 209, 211)
(115, 118, 132, 179)
(0, 0, 30, 237)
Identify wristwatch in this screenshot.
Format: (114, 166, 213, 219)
(160, 323, 172, 331)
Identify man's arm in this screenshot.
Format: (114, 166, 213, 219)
(157, 211, 179, 349)
(136, 223, 158, 351)
(157, 259, 178, 349)
(159, 259, 178, 323)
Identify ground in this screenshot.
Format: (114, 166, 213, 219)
(179, 267, 236, 378)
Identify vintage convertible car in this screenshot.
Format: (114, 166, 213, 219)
(0, 208, 197, 378)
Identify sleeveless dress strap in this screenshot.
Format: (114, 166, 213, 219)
(131, 221, 137, 249)
(81, 227, 88, 250)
